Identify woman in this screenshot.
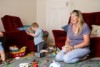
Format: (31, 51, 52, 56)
(55, 10, 90, 63)
(0, 32, 6, 64)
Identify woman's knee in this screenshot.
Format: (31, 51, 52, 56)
(63, 55, 71, 63)
(63, 55, 80, 63)
(55, 52, 64, 61)
(55, 54, 62, 61)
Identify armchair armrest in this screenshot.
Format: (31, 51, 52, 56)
(3, 31, 29, 48)
(90, 37, 100, 57)
(52, 30, 66, 39)
(52, 30, 67, 49)
(4, 30, 28, 40)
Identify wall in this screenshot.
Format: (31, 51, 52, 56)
(46, 0, 100, 42)
(35, 0, 100, 43)
(36, 0, 46, 30)
(73, 0, 100, 12)
(0, 0, 100, 43)
(0, 0, 36, 31)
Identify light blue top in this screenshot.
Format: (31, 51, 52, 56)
(67, 23, 90, 47)
(0, 42, 4, 50)
(34, 28, 44, 45)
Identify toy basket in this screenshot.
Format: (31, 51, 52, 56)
(10, 52, 25, 58)
(10, 46, 26, 58)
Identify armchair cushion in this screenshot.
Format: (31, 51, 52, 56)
(18, 25, 30, 32)
(3, 31, 28, 50)
(1, 15, 23, 32)
(62, 25, 68, 32)
(91, 25, 100, 37)
(52, 30, 66, 49)
(57, 37, 66, 42)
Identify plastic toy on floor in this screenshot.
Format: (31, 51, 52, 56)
(19, 63, 29, 67)
(35, 52, 45, 58)
(49, 60, 61, 67)
(9, 45, 19, 52)
(32, 59, 39, 67)
(48, 46, 60, 57)
(10, 46, 26, 58)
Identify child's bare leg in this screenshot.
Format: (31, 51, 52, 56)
(0, 50, 5, 61)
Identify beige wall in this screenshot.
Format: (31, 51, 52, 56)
(74, 0, 100, 12)
(36, 0, 100, 43)
(0, 0, 36, 31)
(36, 0, 100, 30)
(36, 0, 46, 30)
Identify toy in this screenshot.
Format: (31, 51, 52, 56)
(10, 46, 26, 58)
(32, 59, 39, 67)
(19, 63, 29, 67)
(9, 45, 19, 52)
(62, 45, 69, 53)
(48, 46, 60, 57)
(49, 61, 61, 67)
(35, 52, 45, 58)
(44, 58, 49, 65)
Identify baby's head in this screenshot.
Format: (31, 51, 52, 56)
(31, 22, 39, 31)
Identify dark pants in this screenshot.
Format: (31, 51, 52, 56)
(36, 41, 47, 53)
(0, 37, 5, 48)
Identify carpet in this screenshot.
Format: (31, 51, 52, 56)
(0, 55, 100, 67)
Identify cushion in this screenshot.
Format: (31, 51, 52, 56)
(62, 25, 68, 32)
(43, 31, 49, 37)
(91, 25, 100, 37)
(57, 37, 66, 42)
(18, 25, 30, 32)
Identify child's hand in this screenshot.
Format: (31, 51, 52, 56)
(26, 31, 30, 35)
(26, 32, 36, 37)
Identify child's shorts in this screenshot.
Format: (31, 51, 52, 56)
(0, 42, 4, 50)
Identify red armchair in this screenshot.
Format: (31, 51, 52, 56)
(52, 12, 100, 57)
(1, 15, 36, 53)
(52, 30, 66, 50)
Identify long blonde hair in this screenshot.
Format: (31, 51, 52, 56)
(71, 10, 84, 35)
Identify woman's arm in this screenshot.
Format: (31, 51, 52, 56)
(64, 36, 74, 52)
(74, 34, 90, 49)
(65, 36, 70, 46)
(0, 32, 3, 37)
(64, 34, 90, 52)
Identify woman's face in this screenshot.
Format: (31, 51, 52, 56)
(70, 13, 79, 24)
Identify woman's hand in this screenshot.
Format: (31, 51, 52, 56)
(66, 45, 74, 52)
(0, 32, 3, 37)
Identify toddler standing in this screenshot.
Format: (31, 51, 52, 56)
(27, 22, 45, 52)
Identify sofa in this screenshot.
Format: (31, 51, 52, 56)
(1, 15, 36, 53)
(52, 12, 100, 57)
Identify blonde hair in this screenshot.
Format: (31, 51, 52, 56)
(31, 22, 39, 28)
(71, 10, 84, 35)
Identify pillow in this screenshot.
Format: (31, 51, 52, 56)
(91, 25, 100, 37)
(18, 25, 30, 32)
(62, 25, 68, 32)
